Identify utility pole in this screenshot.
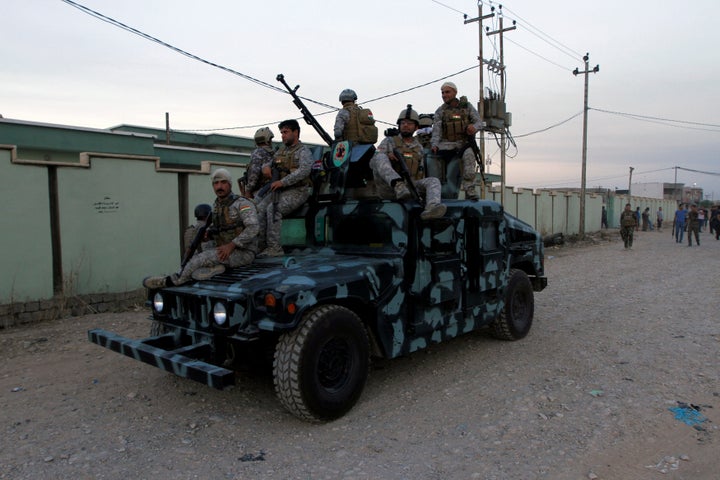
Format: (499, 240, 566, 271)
(464, 4, 494, 199)
(573, 53, 599, 237)
(486, 5, 515, 206)
(628, 166, 634, 199)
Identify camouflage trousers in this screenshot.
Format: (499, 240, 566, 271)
(426, 146, 477, 199)
(620, 225, 634, 248)
(173, 246, 255, 285)
(256, 186, 311, 250)
(370, 156, 442, 206)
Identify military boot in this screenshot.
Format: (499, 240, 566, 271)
(393, 181, 412, 200)
(143, 275, 169, 289)
(420, 203, 447, 220)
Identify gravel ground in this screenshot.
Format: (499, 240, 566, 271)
(1, 227, 718, 480)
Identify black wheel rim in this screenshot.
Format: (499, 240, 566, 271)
(510, 289, 529, 327)
(317, 337, 352, 391)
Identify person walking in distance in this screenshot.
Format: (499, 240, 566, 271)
(620, 203, 637, 249)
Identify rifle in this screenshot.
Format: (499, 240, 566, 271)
(180, 214, 212, 272)
(461, 134, 487, 190)
(392, 147, 422, 203)
(276, 74, 333, 147)
(256, 165, 289, 223)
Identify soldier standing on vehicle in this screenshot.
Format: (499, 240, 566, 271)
(430, 81, 484, 200)
(415, 114, 434, 150)
(240, 127, 275, 199)
(143, 168, 259, 288)
(370, 105, 447, 220)
(333, 89, 378, 144)
(619, 203, 637, 250)
(256, 119, 313, 257)
(183, 203, 212, 259)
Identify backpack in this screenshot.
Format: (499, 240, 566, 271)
(355, 108, 378, 144)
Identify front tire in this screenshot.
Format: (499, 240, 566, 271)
(490, 269, 534, 340)
(273, 305, 370, 422)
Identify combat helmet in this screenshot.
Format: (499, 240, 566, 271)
(418, 113, 433, 128)
(254, 127, 274, 145)
(397, 104, 420, 126)
(339, 89, 358, 103)
(194, 203, 212, 220)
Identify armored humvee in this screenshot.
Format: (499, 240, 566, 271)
(88, 76, 547, 422)
(89, 194, 546, 422)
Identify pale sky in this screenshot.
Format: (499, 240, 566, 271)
(3, 0, 719, 199)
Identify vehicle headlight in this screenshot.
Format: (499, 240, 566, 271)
(213, 302, 228, 326)
(153, 292, 164, 313)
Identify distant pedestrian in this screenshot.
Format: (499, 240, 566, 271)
(620, 203, 637, 249)
(656, 207, 663, 231)
(686, 204, 700, 247)
(673, 204, 687, 243)
(635, 207, 641, 231)
(710, 211, 720, 240)
(601, 206, 608, 229)
(641, 208, 650, 231)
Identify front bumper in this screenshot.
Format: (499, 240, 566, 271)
(88, 329, 235, 390)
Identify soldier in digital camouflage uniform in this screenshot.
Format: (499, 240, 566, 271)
(333, 88, 359, 141)
(182, 203, 211, 260)
(143, 168, 259, 288)
(619, 203, 637, 249)
(415, 113, 434, 150)
(333, 88, 377, 144)
(371, 105, 446, 221)
(430, 81, 483, 200)
(686, 204, 700, 246)
(240, 127, 275, 199)
(256, 119, 313, 257)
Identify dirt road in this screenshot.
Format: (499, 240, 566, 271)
(1, 227, 718, 479)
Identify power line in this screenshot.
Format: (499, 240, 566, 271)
(513, 111, 583, 138)
(591, 107, 720, 131)
(500, 3, 584, 61)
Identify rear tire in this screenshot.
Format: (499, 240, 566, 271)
(273, 305, 369, 422)
(491, 269, 534, 340)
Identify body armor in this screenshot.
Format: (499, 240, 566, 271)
(392, 136, 424, 180)
(441, 99, 470, 142)
(212, 193, 244, 245)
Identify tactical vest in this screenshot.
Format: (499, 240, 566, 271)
(341, 103, 378, 144)
(620, 211, 635, 228)
(441, 99, 471, 142)
(272, 143, 311, 187)
(391, 136, 424, 180)
(212, 193, 244, 246)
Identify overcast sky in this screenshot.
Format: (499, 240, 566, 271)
(3, 0, 719, 199)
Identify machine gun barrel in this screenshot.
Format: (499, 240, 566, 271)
(277, 74, 333, 147)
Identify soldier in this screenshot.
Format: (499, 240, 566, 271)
(619, 203, 637, 249)
(240, 127, 275, 199)
(182, 203, 211, 259)
(333, 88, 378, 144)
(370, 105, 447, 220)
(415, 114, 434, 150)
(256, 119, 313, 257)
(430, 81, 483, 199)
(143, 168, 259, 288)
(686, 204, 700, 246)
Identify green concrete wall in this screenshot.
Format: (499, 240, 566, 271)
(0, 147, 54, 303)
(57, 157, 179, 295)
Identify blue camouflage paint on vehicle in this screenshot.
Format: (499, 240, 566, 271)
(89, 193, 546, 422)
